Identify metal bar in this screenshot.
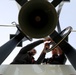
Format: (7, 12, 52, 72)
(15, 0, 27, 6)
(50, 30, 76, 70)
(0, 32, 24, 64)
(57, 2, 64, 33)
(51, 0, 63, 7)
(0, 25, 16, 27)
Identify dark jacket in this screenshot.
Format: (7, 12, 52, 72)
(43, 53, 67, 64)
(11, 40, 44, 64)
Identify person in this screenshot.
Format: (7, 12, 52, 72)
(35, 42, 51, 64)
(42, 42, 67, 65)
(11, 38, 51, 64)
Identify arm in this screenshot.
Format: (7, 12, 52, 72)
(19, 37, 51, 54)
(35, 51, 46, 64)
(20, 40, 44, 54)
(35, 42, 51, 64)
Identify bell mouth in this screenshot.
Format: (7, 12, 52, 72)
(18, 0, 58, 38)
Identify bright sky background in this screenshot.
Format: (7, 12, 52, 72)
(0, 0, 76, 65)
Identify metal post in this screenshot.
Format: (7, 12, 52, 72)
(0, 32, 24, 64)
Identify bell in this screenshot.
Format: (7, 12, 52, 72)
(18, 0, 58, 38)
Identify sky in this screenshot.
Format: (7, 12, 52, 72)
(0, 0, 76, 65)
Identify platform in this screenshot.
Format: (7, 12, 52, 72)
(0, 65, 76, 75)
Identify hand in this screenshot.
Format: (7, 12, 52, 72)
(43, 42, 55, 53)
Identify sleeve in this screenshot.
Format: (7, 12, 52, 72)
(42, 58, 48, 64)
(35, 52, 46, 64)
(19, 40, 44, 54)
